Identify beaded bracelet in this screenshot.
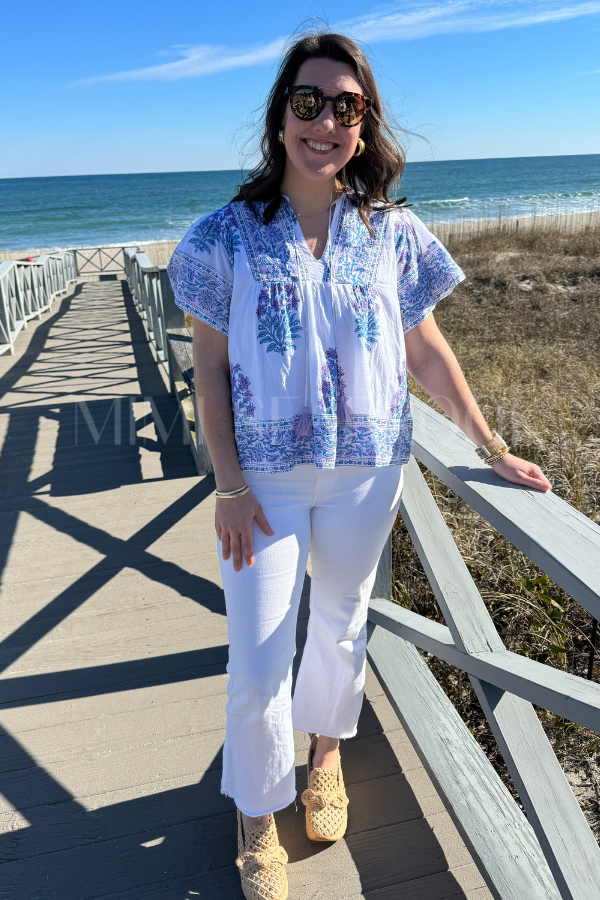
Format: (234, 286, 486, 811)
(484, 446, 510, 465)
(215, 484, 250, 499)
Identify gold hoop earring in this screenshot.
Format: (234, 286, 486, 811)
(353, 138, 365, 157)
(278, 129, 285, 145)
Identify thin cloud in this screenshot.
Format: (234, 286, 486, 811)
(75, 1, 600, 85)
(338, 0, 600, 41)
(77, 38, 287, 85)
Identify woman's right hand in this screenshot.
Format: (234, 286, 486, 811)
(216, 491, 274, 572)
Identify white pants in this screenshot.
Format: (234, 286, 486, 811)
(218, 463, 404, 817)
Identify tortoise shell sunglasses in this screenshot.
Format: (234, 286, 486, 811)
(286, 84, 372, 127)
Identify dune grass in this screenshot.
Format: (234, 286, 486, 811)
(392, 224, 600, 834)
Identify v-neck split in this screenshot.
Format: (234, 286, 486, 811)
(281, 192, 343, 264)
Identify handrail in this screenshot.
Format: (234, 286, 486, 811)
(124, 247, 183, 376)
(0, 251, 77, 356)
(123, 248, 214, 475)
(367, 411, 600, 900)
(410, 396, 600, 619)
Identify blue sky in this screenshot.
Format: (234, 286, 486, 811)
(2, 0, 599, 177)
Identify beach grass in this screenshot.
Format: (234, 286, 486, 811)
(393, 222, 600, 835)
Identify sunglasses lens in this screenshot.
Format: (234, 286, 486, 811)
(289, 87, 370, 126)
(334, 95, 365, 126)
(290, 89, 321, 120)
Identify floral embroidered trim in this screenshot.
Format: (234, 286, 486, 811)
(320, 348, 349, 413)
(351, 286, 380, 352)
(233, 414, 413, 472)
(256, 283, 302, 355)
(233, 200, 300, 283)
(167, 250, 232, 335)
(189, 206, 241, 267)
(229, 195, 390, 285)
(230, 364, 255, 418)
(395, 215, 465, 333)
(390, 360, 409, 417)
(332, 196, 388, 284)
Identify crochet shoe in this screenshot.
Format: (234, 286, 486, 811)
(235, 808, 288, 900)
(301, 733, 349, 842)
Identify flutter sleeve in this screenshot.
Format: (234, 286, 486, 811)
(395, 209, 465, 333)
(167, 206, 237, 336)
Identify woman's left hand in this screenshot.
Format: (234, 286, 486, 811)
(490, 453, 552, 493)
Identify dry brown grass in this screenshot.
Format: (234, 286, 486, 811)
(141, 241, 178, 267)
(392, 224, 600, 835)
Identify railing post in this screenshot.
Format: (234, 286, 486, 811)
(370, 531, 392, 602)
(159, 268, 185, 330)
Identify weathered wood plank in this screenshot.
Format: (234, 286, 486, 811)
(411, 396, 600, 619)
(471, 677, 600, 900)
(367, 622, 560, 900)
(0, 694, 228, 776)
(0, 805, 480, 900)
(0, 650, 229, 708)
(0, 673, 228, 734)
(399, 456, 503, 653)
(369, 598, 600, 733)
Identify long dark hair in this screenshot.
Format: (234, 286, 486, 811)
(232, 31, 407, 229)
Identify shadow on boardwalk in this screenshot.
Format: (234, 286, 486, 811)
(0, 279, 490, 899)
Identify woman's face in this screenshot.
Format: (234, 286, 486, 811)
(281, 57, 365, 185)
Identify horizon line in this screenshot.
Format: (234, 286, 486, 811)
(2, 151, 599, 181)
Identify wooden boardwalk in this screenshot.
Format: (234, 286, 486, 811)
(0, 277, 493, 899)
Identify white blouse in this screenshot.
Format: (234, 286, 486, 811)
(168, 192, 464, 472)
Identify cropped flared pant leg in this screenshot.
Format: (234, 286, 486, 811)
(218, 464, 404, 817)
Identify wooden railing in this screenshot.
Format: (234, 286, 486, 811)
(124, 248, 213, 474)
(122, 250, 600, 898)
(124, 248, 175, 374)
(0, 252, 77, 356)
(368, 397, 600, 900)
(73, 245, 129, 275)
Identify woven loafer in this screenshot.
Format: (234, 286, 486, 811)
(301, 733, 349, 842)
(235, 808, 288, 900)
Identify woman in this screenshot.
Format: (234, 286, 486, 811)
(168, 31, 551, 900)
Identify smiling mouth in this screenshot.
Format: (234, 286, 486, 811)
(303, 138, 338, 153)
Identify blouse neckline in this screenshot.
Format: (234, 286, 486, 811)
(281, 192, 345, 264)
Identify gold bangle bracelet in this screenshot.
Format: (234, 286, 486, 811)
(215, 484, 249, 499)
(484, 447, 510, 465)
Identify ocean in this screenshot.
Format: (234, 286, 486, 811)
(1, 154, 598, 251)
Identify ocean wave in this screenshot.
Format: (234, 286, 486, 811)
(419, 197, 469, 205)
(412, 189, 600, 224)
